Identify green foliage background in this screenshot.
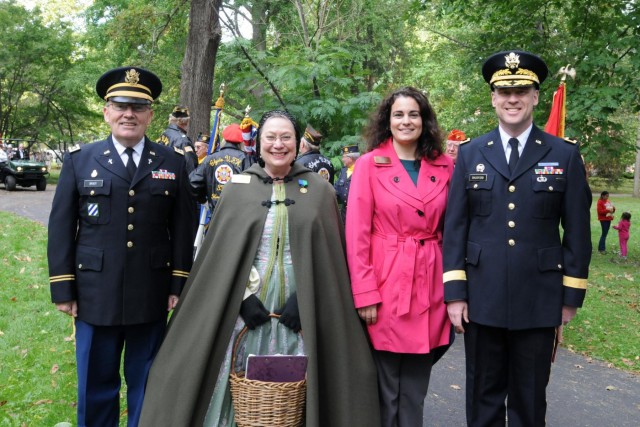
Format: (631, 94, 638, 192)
(1, 0, 638, 171)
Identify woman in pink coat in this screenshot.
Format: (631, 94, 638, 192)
(346, 87, 453, 426)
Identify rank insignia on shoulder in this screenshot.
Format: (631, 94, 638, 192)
(563, 137, 577, 145)
(460, 138, 471, 145)
(69, 144, 81, 153)
(374, 156, 391, 164)
(173, 147, 185, 155)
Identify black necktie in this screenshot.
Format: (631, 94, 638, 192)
(125, 147, 137, 179)
(508, 138, 519, 173)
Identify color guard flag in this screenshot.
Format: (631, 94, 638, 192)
(544, 81, 566, 137)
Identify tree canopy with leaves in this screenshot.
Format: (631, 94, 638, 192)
(3, 0, 638, 180)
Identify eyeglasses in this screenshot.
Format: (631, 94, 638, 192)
(263, 134, 294, 144)
(109, 102, 151, 113)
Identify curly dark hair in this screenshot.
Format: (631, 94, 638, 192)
(363, 87, 443, 161)
(255, 110, 301, 167)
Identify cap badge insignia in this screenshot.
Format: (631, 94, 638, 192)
(505, 52, 520, 69)
(298, 179, 308, 193)
(91, 170, 98, 178)
(125, 69, 140, 85)
(476, 164, 485, 172)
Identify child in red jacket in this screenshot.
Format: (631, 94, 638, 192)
(613, 212, 631, 259)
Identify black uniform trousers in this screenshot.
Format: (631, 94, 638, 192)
(464, 321, 555, 427)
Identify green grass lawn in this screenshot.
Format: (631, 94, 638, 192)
(1, 194, 639, 424)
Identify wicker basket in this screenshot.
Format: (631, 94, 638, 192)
(229, 316, 306, 427)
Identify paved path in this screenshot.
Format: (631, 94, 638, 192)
(1, 187, 639, 426)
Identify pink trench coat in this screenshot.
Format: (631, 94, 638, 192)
(346, 139, 453, 354)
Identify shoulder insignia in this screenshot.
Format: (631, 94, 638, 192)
(460, 138, 471, 145)
(563, 137, 577, 145)
(174, 147, 185, 156)
(69, 144, 81, 153)
(374, 156, 391, 164)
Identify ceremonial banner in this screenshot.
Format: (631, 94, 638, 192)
(544, 81, 566, 137)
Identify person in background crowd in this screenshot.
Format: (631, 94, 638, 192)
(190, 123, 253, 214)
(195, 134, 209, 164)
(47, 66, 196, 427)
(597, 190, 615, 254)
(295, 124, 335, 183)
(443, 50, 592, 427)
(334, 144, 360, 223)
(13, 143, 29, 160)
(158, 105, 198, 174)
(445, 129, 470, 164)
(346, 87, 453, 426)
(139, 110, 380, 427)
(613, 211, 631, 260)
(0, 143, 7, 164)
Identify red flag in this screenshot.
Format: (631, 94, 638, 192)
(544, 81, 566, 137)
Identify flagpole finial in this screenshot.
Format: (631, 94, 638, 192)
(244, 105, 252, 117)
(557, 64, 576, 82)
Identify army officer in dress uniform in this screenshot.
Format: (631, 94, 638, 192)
(442, 51, 592, 427)
(47, 66, 196, 427)
(334, 144, 360, 223)
(295, 124, 335, 183)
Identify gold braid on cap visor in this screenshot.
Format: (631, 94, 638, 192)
(303, 130, 315, 143)
(105, 82, 153, 102)
(490, 68, 539, 87)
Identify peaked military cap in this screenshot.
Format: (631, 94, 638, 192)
(96, 66, 162, 104)
(342, 145, 360, 155)
(303, 125, 323, 145)
(482, 50, 548, 89)
(171, 105, 190, 118)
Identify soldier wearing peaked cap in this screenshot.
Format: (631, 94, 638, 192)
(442, 51, 592, 426)
(295, 124, 335, 183)
(157, 105, 198, 174)
(334, 144, 360, 223)
(47, 66, 196, 427)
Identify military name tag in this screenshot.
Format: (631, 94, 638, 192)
(84, 179, 104, 187)
(231, 174, 251, 184)
(468, 174, 487, 181)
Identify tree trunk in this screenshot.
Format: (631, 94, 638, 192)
(179, 0, 223, 142)
(634, 111, 640, 197)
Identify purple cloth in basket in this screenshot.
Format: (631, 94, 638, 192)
(245, 355, 308, 382)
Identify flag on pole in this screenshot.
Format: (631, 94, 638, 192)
(544, 64, 575, 138)
(240, 105, 259, 160)
(544, 81, 566, 137)
(209, 84, 225, 153)
(194, 84, 225, 259)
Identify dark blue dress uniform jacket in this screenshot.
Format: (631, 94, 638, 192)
(442, 126, 592, 330)
(48, 136, 195, 326)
